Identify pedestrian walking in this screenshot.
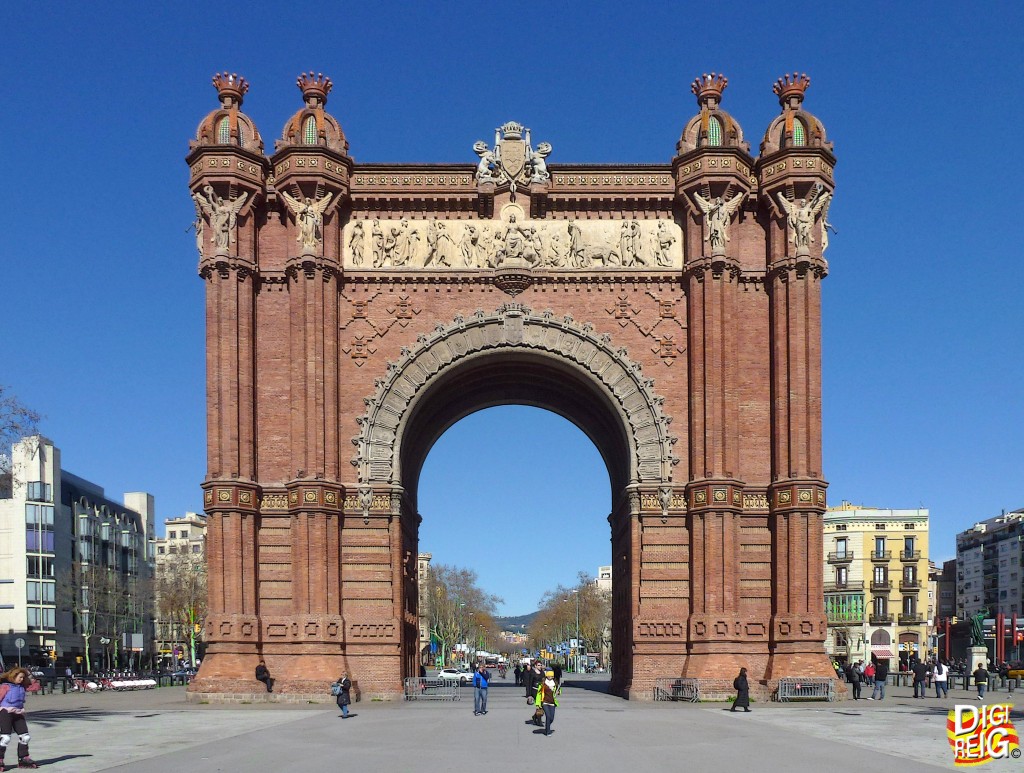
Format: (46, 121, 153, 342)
(333, 673, 353, 718)
(933, 659, 949, 698)
(0, 668, 38, 769)
(473, 662, 490, 716)
(730, 667, 751, 712)
(255, 660, 273, 693)
(974, 664, 990, 700)
(912, 660, 929, 698)
(535, 669, 560, 736)
(514, 664, 522, 686)
(869, 658, 889, 700)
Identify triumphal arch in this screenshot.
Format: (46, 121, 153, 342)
(186, 70, 838, 699)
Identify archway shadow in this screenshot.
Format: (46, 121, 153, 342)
(559, 678, 612, 695)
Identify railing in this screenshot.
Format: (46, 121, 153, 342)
(869, 613, 894, 625)
(899, 579, 922, 591)
(824, 581, 864, 592)
(653, 677, 700, 702)
(870, 580, 893, 592)
(827, 552, 854, 563)
(870, 551, 892, 561)
(403, 677, 461, 701)
(827, 613, 865, 624)
(898, 613, 925, 625)
(776, 677, 835, 702)
(900, 550, 922, 561)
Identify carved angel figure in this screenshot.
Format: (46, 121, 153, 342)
(193, 184, 248, 253)
(527, 141, 552, 183)
(818, 191, 835, 256)
(281, 190, 334, 252)
(693, 192, 744, 256)
(776, 189, 830, 254)
(473, 140, 497, 182)
(189, 194, 205, 256)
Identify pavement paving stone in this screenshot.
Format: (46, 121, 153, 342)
(19, 677, 1023, 771)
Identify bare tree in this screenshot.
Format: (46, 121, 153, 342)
(0, 385, 41, 495)
(424, 564, 502, 667)
(155, 551, 207, 665)
(532, 571, 611, 668)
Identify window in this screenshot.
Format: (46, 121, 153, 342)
(904, 565, 916, 584)
(191, 544, 202, 554)
(217, 116, 231, 144)
(303, 115, 317, 144)
(706, 116, 722, 146)
(875, 537, 886, 556)
(873, 596, 887, 616)
(836, 566, 848, 586)
(835, 630, 849, 647)
(169, 545, 178, 554)
(25, 505, 54, 525)
(25, 482, 51, 502)
(792, 119, 806, 146)
(875, 524, 887, 531)
(835, 538, 848, 557)
(904, 536, 915, 556)
(904, 523, 915, 530)
(835, 524, 847, 531)
(180, 529, 188, 538)
(26, 583, 54, 604)
(26, 607, 52, 630)
(874, 566, 887, 584)
(903, 596, 916, 615)
(169, 531, 176, 540)
(157, 546, 165, 555)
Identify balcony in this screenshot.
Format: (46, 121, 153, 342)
(824, 581, 864, 593)
(870, 550, 892, 561)
(900, 550, 922, 562)
(899, 579, 922, 592)
(827, 552, 854, 564)
(870, 579, 893, 592)
(827, 610, 866, 625)
(898, 613, 925, 625)
(869, 613, 894, 625)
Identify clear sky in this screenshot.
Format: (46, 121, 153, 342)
(2, 2, 1022, 615)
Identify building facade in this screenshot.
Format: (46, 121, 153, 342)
(823, 502, 930, 666)
(188, 70, 838, 699)
(0, 436, 154, 669)
(417, 552, 431, 664)
(956, 509, 1024, 619)
(153, 512, 207, 663)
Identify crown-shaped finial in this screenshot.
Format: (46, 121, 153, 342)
(212, 72, 248, 107)
(297, 72, 333, 105)
(499, 120, 524, 140)
(691, 73, 728, 106)
(773, 72, 811, 106)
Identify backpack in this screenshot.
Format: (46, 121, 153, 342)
(330, 681, 342, 697)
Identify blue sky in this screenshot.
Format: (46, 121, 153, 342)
(2, 2, 1022, 615)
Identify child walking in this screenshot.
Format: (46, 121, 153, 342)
(0, 667, 38, 769)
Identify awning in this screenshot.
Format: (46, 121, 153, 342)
(871, 647, 895, 658)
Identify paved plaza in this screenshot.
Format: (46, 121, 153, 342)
(19, 675, 1022, 771)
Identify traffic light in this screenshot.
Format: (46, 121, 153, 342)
(952, 616, 959, 625)
(48, 648, 56, 662)
(194, 623, 202, 635)
(1016, 631, 1023, 644)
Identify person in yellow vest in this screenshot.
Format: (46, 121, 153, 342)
(535, 669, 561, 736)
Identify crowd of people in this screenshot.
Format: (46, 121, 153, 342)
(834, 654, 1016, 701)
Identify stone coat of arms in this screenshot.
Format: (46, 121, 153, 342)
(473, 121, 552, 199)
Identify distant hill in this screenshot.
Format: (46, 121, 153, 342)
(496, 612, 537, 633)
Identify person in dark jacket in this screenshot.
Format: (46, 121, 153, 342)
(731, 667, 751, 712)
(869, 659, 889, 700)
(912, 660, 930, 698)
(335, 673, 352, 718)
(514, 664, 522, 686)
(255, 660, 272, 693)
(846, 662, 862, 699)
(974, 664, 990, 700)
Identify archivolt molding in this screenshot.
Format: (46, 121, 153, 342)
(351, 303, 679, 486)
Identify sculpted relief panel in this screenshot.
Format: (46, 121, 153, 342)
(343, 215, 683, 271)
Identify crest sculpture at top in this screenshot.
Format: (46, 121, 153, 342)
(473, 121, 552, 200)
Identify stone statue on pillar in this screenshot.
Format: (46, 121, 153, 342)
(281, 190, 334, 253)
(194, 184, 248, 253)
(693, 192, 744, 256)
(776, 188, 830, 256)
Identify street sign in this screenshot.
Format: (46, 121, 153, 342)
(14, 638, 24, 649)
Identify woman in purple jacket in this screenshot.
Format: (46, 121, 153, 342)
(0, 667, 38, 769)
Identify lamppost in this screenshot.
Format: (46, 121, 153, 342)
(571, 589, 580, 673)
